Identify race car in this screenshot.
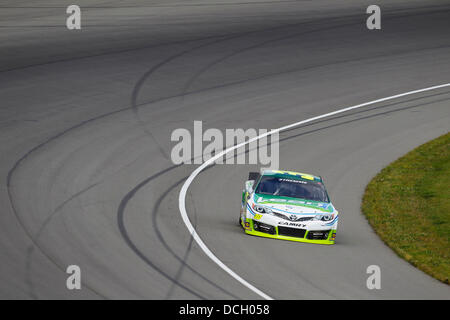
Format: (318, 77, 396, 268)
(239, 169, 338, 244)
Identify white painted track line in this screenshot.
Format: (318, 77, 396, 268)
(178, 83, 450, 300)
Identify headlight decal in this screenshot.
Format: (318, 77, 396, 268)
(322, 216, 339, 226)
(251, 203, 272, 214)
(313, 213, 335, 221)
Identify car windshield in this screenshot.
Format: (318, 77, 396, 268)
(254, 176, 329, 202)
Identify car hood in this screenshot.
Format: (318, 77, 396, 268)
(252, 193, 335, 215)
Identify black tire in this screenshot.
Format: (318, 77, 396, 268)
(248, 171, 260, 181)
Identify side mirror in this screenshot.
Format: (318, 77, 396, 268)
(245, 180, 255, 194)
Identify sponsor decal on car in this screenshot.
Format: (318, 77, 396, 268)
(278, 221, 306, 228)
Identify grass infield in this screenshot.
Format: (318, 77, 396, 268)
(362, 132, 449, 284)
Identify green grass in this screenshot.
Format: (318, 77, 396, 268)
(362, 132, 450, 284)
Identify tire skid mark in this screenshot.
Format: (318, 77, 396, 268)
(117, 164, 209, 299)
(178, 84, 450, 299)
(25, 183, 100, 299)
(157, 95, 450, 297)
(0, 10, 367, 74)
(125, 16, 367, 298)
(6, 5, 450, 299)
(150, 174, 241, 299)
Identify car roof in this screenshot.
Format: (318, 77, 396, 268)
(260, 169, 322, 182)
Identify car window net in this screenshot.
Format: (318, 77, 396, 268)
(255, 176, 329, 202)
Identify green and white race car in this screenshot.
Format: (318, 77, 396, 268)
(240, 169, 338, 244)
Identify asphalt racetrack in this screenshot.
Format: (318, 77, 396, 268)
(1, 0, 449, 299)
